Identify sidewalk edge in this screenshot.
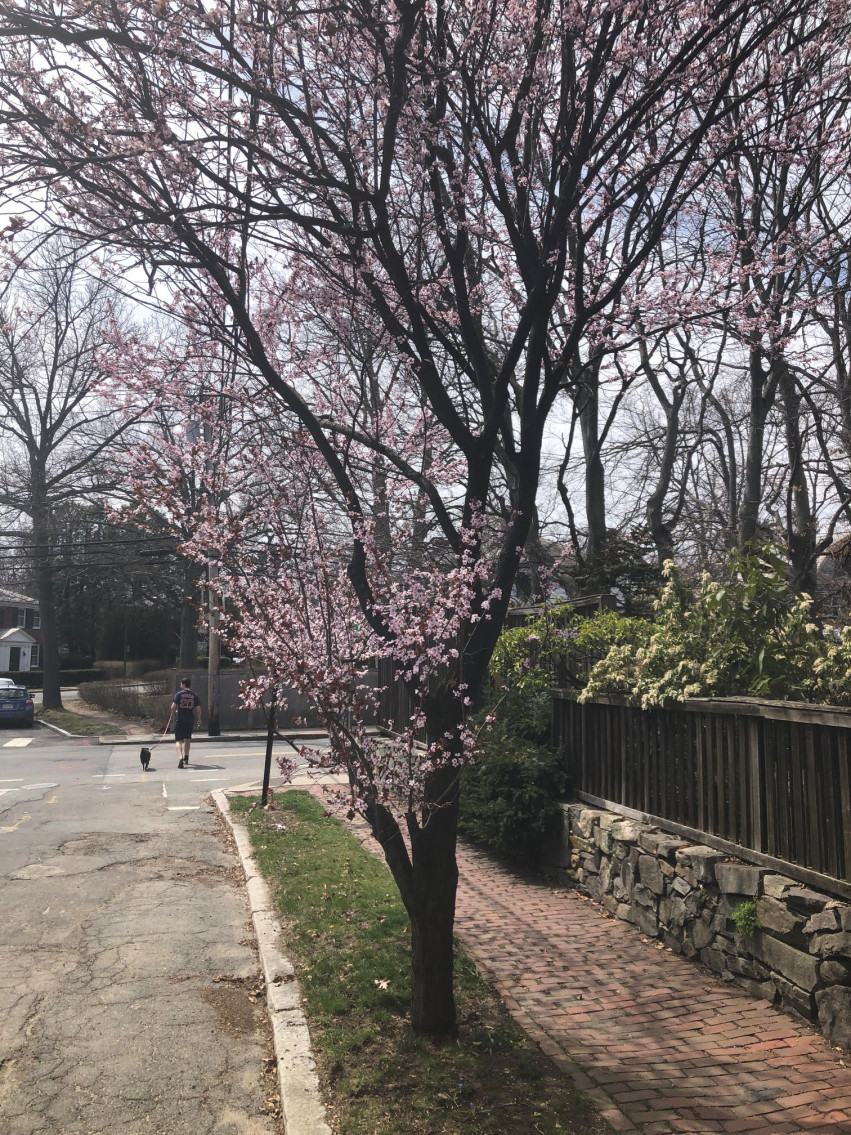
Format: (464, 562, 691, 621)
(212, 790, 333, 1135)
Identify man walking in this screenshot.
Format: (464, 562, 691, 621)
(167, 677, 203, 768)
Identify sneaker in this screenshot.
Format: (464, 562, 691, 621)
(178, 760, 185, 769)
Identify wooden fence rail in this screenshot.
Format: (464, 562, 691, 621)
(553, 694, 851, 884)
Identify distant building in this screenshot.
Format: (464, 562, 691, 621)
(0, 589, 42, 671)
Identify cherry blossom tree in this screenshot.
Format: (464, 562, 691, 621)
(0, 0, 846, 1034)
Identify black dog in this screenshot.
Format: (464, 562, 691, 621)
(140, 747, 151, 771)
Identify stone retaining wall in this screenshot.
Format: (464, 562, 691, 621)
(547, 803, 851, 1050)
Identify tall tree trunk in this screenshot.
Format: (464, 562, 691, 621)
(366, 765, 460, 1037)
(739, 346, 778, 547)
(31, 503, 62, 710)
(407, 774, 459, 1036)
(179, 557, 201, 669)
(578, 374, 607, 559)
(777, 355, 817, 595)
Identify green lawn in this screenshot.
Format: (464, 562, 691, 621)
(37, 707, 124, 736)
(230, 791, 611, 1135)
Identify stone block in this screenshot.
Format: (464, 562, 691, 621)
(671, 875, 692, 897)
(660, 895, 687, 930)
(691, 916, 715, 951)
(681, 939, 697, 959)
(612, 843, 628, 861)
(816, 986, 851, 1050)
(675, 864, 699, 888)
(638, 829, 663, 854)
(632, 882, 657, 909)
(602, 893, 619, 916)
(616, 903, 634, 922)
(663, 931, 683, 954)
(598, 811, 622, 832)
(638, 855, 665, 895)
(804, 908, 839, 935)
(715, 863, 763, 896)
(612, 877, 626, 902)
(725, 954, 769, 980)
(633, 904, 659, 937)
(611, 819, 642, 843)
(620, 861, 635, 899)
(585, 873, 603, 903)
(660, 860, 675, 877)
(675, 845, 723, 883)
(593, 827, 614, 854)
(599, 857, 614, 894)
(809, 931, 851, 959)
(628, 846, 641, 868)
(762, 873, 796, 900)
(575, 808, 604, 838)
(841, 906, 851, 932)
(751, 933, 820, 991)
(656, 836, 689, 861)
(772, 975, 816, 1020)
(581, 851, 600, 873)
(786, 887, 829, 914)
(700, 946, 726, 974)
(819, 958, 851, 985)
(734, 975, 777, 1002)
(756, 896, 804, 937)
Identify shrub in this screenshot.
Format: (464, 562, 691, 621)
(581, 545, 827, 707)
(731, 899, 761, 937)
(95, 659, 167, 680)
(459, 689, 568, 863)
(78, 676, 172, 724)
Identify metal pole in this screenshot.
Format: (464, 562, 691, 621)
(261, 694, 276, 806)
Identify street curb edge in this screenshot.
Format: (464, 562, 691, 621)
(211, 789, 333, 1135)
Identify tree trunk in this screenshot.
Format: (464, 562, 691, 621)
(179, 557, 201, 668)
(777, 355, 818, 595)
(578, 375, 607, 559)
(645, 383, 687, 565)
(739, 346, 777, 547)
(407, 783, 459, 1036)
(31, 505, 62, 710)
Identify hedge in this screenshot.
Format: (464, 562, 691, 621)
(0, 668, 107, 689)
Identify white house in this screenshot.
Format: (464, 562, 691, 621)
(0, 589, 41, 672)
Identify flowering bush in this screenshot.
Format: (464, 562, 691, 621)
(581, 546, 838, 706)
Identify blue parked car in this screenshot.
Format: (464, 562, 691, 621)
(0, 685, 34, 727)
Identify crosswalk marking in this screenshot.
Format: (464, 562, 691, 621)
(167, 805, 200, 811)
(3, 738, 32, 748)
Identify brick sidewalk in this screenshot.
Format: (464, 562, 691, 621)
(454, 843, 851, 1134)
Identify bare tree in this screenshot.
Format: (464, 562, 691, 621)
(0, 240, 134, 708)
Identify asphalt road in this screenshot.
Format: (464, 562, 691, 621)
(0, 724, 316, 1135)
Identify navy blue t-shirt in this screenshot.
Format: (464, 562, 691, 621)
(173, 688, 201, 725)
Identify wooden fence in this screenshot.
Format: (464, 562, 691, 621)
(554, 694, 851, 888)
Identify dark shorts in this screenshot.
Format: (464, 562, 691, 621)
(175, 720, 195, 742)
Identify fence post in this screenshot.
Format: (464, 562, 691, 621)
(747, 715, 763, 853)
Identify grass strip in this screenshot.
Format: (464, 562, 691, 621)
(230, 790, 610, 1135)
(37, 707, 124, 736)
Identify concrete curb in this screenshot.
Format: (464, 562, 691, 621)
(212, 790, 333, 1135)
(35, 718, 79, 738)
(100, 730, 330, 747)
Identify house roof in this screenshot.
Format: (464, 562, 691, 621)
(0, 627, 36, 643)
(0, 587, 38, 607)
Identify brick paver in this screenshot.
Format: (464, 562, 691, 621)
(454, 843, 851, 1134)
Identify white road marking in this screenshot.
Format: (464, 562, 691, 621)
(0, 788, 20, 796)
(0, 779, 24, 783)
(3, 738, 32, 748)
(190, 776, 231, 782)
(162, 783, 168, 798)
(21, 783, 59, 790)
(167, 805, 200, 811)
